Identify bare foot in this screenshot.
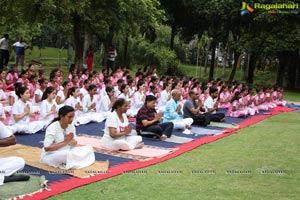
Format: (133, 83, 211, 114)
(185, 124, 191, 129)
(160, 134, 167, 141)
(135, 142, 144, 149)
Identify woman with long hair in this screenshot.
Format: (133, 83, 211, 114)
(8, 86, 44, 134)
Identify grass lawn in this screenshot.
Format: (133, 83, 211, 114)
(48, 93, 300, 200)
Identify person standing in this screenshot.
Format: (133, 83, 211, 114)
(12, 37, 29, 70)
(106, 45, 117, 74)
(0, 34, 10, 70)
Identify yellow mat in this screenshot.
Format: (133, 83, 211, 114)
(0, 144, 109, 178)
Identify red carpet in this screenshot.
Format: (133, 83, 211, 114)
(17, 106, 294, 199)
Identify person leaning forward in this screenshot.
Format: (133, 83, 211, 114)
(136, 95, 174, 140)
(183, 89, 211, 126)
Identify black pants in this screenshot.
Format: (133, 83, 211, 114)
(0, 49, 9, 69)
(211, 113, 225, 122)
(139, 122, 174, 138)
(191, 112, 211, 126)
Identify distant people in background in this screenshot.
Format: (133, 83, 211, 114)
(6, 65, 18, 90)
(106, 45, 117, 74)
(0, 34, 10, 70)
(12, 37, 29, 70)
(85, 45, 94, 72)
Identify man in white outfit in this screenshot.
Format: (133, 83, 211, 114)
(0, 121, 30, 185)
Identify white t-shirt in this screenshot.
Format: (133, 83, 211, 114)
(103, 111, 128, 139)
(204, 96, 216, 114)
(9, 100, 32, 125)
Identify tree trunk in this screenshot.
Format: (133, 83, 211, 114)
(287, 50, 298, 89)
(170, 24, 177, 50)
(67, 36, 73, 68)
(296, 50, 300, 88)
(123, 35, 129, 66)
(209, 41, 216, 81)
(222, 41, 230, 78)
(247, 53, 256, 84)
(228, 49, 240, 83)
(276, 51, 288, 87)
(73, 13, 84, 71)
(240, 53, 248, 81)
(83, 31, 93, 62)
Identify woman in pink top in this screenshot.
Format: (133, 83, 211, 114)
(254, 88, 269, 110)
(240, 88, 256, 115)
(218, 85, 231, 109)
(6, 66, 19, 90)
(199, 85, 209, 103)
(181, 80, 190, 100)
(263, 87, 276, 109)
(227, 91, 248, 117)
(272, 86, 287, 106)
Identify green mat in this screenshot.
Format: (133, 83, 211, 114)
(208, 122, 239, 128)
(0, 175, 47, 200)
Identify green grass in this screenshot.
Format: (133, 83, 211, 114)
(48, 93, 300, 200)
(15, 47, 298, 199)
(49, 113, 300, 200)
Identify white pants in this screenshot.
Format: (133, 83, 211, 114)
(0, 157, 25, 185)
(74, 112, 105, 126)
(41, 146, 95, 170)
(172, 118, 193, 130)
(11, 121, 44, 134)
(101, 135, 142, 151)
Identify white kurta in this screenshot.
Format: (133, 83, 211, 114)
(39, 99, 59, 127)
(128, 91, 144, 117)
(97, 95, 112, 119)
(8, 99, 44, 134)
(56, 90, 66, 105)
(0, 121, 25, 185)
(101, 111, 142, 151)
(40, 121, 95, 169)
(82, 94, 105, 122)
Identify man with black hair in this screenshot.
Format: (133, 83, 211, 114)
(0, 34, 9, 70)
(136, 95, 173, 140)
(183, 89, 211, 126)
(204, 87, 225, 122)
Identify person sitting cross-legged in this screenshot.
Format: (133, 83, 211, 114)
(0, 121, 30, 185)
(163, 89, 193, 131)
(136, 95, 174, 140)
(183, 89, 211, 126)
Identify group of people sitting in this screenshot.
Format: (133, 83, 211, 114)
(0, 64, 287, 184)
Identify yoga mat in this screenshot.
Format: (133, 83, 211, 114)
(0, 175, 47, 199)
(208, 121, 239, 128)
(76, 136, 175, 160)
(0, 144, 109, 178)
(190, 126, 224, 136)
(165, 135, 194, 143)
